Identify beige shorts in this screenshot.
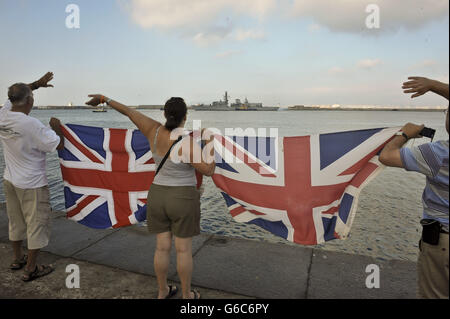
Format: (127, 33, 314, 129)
(417, 233, 449, 299)
(147, 184, 201, 238)
(3, 179, 52, 250)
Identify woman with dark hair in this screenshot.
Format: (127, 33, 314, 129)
(86, 95, 215, 299)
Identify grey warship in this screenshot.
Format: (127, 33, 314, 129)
(191, 92, 232, 111)
(192, 92, 278, 111)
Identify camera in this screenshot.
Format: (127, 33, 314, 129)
(420, 127, 436, 140)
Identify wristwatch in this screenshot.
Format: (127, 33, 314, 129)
(395, 131, 409, 140)
(106, 98, 112, 105)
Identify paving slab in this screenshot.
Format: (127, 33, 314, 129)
(42, 216, 118, 257)
(308, 249, 417, 299)
(191, 235, 313, 299)
(73, 225, 212, 278)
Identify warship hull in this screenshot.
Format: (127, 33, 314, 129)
(192, 92, 279, 111)
(191, 105, 232, 111)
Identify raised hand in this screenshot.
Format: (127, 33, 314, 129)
(402, 77, 433, 98)
(37, 72, 54, 88)
(85, 94, 107, 107)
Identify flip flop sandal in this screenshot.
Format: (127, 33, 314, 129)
(192, 290, 201, 299)
(10, 255, 27, 270)
(164, 285, 179, 299)
(22, 265, 54, 282)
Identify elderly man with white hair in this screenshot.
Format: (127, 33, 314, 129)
(0, 72, 64, 282)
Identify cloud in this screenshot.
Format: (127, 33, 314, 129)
(192, 25, 233, 46)
(357, 59, 382, 69)
(123, 0, 449, 46)
(291, 0, 449, 34)
(191, 27, 265, 46)
(124, 0, 274, 46)
(193, 32, 223, 47)
(126, 0, 275, 30)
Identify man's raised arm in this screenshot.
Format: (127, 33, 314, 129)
(402, 77, 449, 100)
(28, 72, 54, 91)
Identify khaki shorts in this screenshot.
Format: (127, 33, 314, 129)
(147, 184, 201, 238)
(3, 179, 52, 250)
(417, 233, 449, 299)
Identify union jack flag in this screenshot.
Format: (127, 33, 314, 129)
(59, 123, 399, 245)
(211, 127, 400, 245)
(58, 124, 201, 229)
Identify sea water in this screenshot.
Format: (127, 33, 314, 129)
(0, 108, 448, 261)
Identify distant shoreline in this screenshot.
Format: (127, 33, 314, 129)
(31, 105, 164, 110)
(285, 107, 445, 112)
(29, 105, 446, 112)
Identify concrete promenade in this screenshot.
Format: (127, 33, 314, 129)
(0, 203, 417, 299)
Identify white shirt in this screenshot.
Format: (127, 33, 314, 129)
(0, 100, 60, 188)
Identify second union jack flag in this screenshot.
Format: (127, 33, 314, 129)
(211, 127, 399, 245)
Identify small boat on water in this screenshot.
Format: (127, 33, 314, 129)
(93, 107, 107, 113)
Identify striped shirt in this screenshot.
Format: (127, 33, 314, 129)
(400, 140, 449, 232)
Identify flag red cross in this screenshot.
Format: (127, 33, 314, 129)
(212, 136, 383, 244)
(61, 127, 154, 228)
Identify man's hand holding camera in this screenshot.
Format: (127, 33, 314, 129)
(401, 123, 425, 139)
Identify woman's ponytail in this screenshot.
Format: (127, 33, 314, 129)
(164, 97, 187, 131)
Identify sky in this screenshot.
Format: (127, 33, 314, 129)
(0, 0, 448, 107)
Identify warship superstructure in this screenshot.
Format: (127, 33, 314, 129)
(192, 92, 278, 111)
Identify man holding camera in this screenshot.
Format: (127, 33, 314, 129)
(379, 77, 449, 299)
